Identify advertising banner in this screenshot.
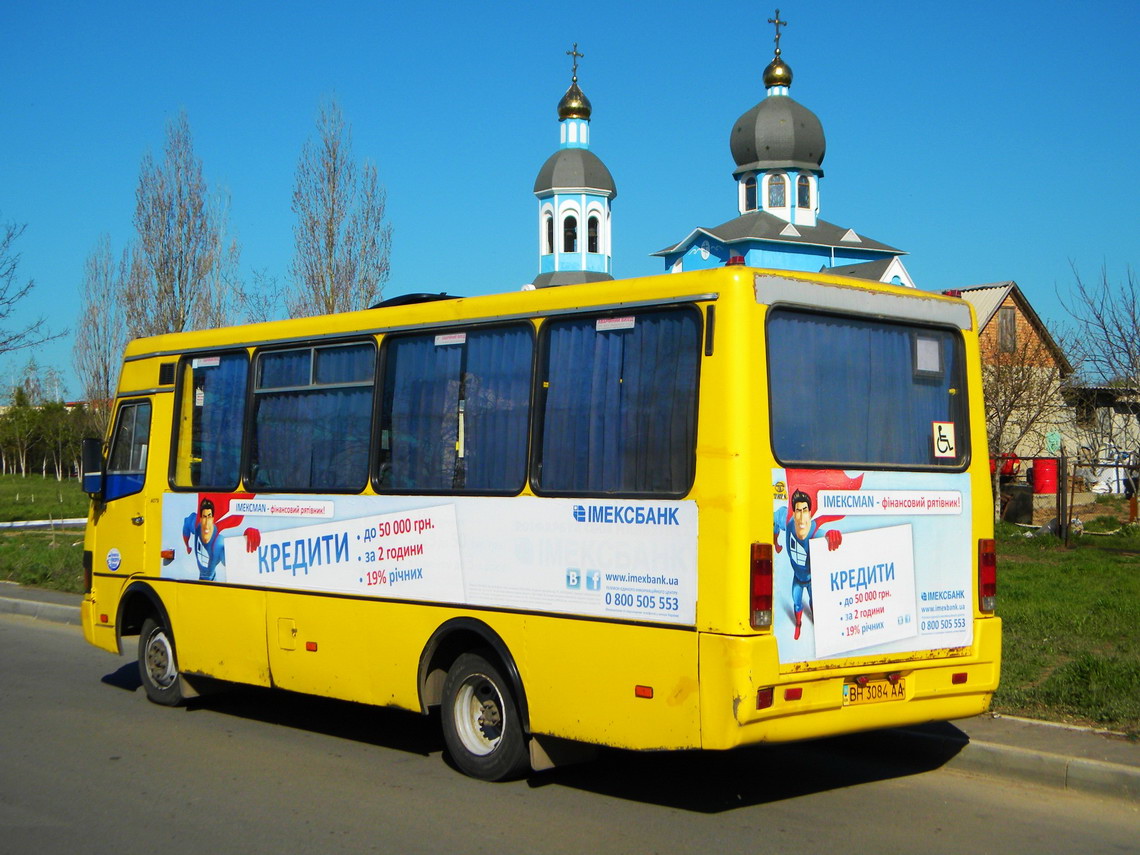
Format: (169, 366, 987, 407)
(772, 468, 973, 663)
(160, 493, 697, 626)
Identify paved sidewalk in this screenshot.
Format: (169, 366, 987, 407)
(3, 583, 1137, 801)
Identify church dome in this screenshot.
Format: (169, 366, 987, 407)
(729, 91, 825, 178)
(762, 56, 792, 88)
(533, 147, 616, 197)
(558, 82, 592, 120)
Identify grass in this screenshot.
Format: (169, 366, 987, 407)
(0, 473, 90, 522)
(0, 474, 89, 593)
(0, 529, 86, 593)
(993, 519, 1140, 736)
(1, 475, 1138, 735)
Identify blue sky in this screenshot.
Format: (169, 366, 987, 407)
(2, 0, 1138, 397)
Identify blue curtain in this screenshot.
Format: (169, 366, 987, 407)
(463, 328, 532, 491)
(258, 349, 309, 388)
(316, 344, 375, 385)
(768, 310, 965, 467)
(197, 353, 248, 488)
(385, 336, 463, 490)
(250, 344, 375, 491)
(539, 309, 700, 494)
(252, 388, 372, 491)
(382, 328, 532, 492)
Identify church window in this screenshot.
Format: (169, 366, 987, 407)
(563, 216, 578, 253)
(797, 175, 811, 208)
(544, 214, 554, 254)
(587, 216, 599, 253)
(768, 174, 786, 208)
(744, 176, 757, 211)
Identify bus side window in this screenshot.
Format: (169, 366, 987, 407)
(535, 308, 701, 495)
(172, 353, 248, 489)
(105, 400, 152, 501)
(249, 342, 375, 492)
(378, 326, 532, 494)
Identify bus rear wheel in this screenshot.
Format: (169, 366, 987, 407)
(138, 616, 184, 706)
(441, 652, 529, 781)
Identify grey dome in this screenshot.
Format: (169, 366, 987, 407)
(730, 95, 825, 178)
(532, 270, 614, 288)
(533, 148, 617, 198)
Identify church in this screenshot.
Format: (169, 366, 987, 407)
(530, 44, 617, 289)
(531, 14, 916, 290)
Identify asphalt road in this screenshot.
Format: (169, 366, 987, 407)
(1, 613, 1136, 855)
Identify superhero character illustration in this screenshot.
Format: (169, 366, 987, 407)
(774, 489, 842, 639)
(773, 469, 863, 644)
(182, 495, 260, 581)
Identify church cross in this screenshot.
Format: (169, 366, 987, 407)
(567, 43, 584, 82)
(768, 9, 787, 55)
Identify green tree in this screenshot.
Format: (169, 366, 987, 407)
(2, 386, 39, 476)
(38, 401, 73, 481)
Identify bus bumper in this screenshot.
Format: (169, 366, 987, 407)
(698, 617, 1002, 750)
(81, 594, 120, 654)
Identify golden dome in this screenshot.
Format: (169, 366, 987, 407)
(558, 82, 592, 120)
(763, 55, 793, 89)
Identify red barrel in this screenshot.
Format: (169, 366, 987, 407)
(1033, 458, 1058, 494)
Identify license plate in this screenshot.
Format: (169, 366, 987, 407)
(842, 678, 906, 706)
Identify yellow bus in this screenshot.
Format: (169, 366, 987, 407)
(80, 266, 1000, 780)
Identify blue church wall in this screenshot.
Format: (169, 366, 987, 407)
(538, 252, 609, 274)
(831, 248, 895, 267)
(585, 253, 608, 273)
(674, 240, 730, 271)
(744, 243, 827, 273)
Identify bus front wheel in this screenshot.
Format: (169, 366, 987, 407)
(138, 616, 184, 706)
(441, 652, 529, 781)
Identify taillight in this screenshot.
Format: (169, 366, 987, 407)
(750, 542, 773, 629)
(978, 538, 996, 612)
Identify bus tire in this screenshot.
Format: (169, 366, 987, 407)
(138, 616, 184, 706)
(441, 652, 529, 781)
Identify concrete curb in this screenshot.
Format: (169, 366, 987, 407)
(0, 595, 82, 626)
(945, 738, 1139, 802)
(0, 517, 86, 530)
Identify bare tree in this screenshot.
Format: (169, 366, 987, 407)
(73, 234, 131, 436)
(125, 110, 239, 337)
(0, 217, 61, 355)
(1063, 264, 1140, 495)
(288, 98, 391, 317)
(982, 332, 1071, 520)
(240, 267, 287, 324)
(1063, 264, 1140, 386)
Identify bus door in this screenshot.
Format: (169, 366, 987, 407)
(97, 398, 155, 583)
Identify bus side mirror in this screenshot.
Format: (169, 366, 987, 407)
(82, 437, 105, 499)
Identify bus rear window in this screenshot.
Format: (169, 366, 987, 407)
(767, 309, 967, 468)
